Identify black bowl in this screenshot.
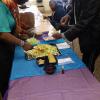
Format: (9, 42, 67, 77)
(44, 64, 56, 75)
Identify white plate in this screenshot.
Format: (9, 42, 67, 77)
(43, 36, 55, 41)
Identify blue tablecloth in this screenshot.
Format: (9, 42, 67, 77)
(10, 39, 85, 80)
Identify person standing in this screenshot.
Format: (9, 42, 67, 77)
(0, 0, 32, 97)
(48, 0, 67, 32)
(2, 0, 33, 39)
(62, 0, 72, 13)
(52, 0, 100, 73)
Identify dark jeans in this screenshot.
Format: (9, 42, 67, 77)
(82, 48, 100, 73)
(0, 41, 15, 97)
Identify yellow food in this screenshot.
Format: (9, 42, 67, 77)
(26, 37, 39, 45)
(48, 54, 56, 63)
(26, 44, 59, 58)
(38, 59, 45, 65)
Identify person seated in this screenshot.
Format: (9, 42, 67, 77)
(47, 0, 67, 32)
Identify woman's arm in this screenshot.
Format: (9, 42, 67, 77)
(0, 32, 33, 51)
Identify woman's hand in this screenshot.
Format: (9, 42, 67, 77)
(60, 15, 70, 26)
(52, 33, 62, 39)
(22, 42, 33, 51)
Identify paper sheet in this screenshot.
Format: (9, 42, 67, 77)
(58, 57, 74, 65)
(56, 42, 70, 49)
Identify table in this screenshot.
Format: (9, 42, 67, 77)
(5, 4, 100, 100)
(7, 68, 100, 100)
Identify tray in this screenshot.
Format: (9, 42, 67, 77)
(36, 55, 58, 67)
(36, 56, 46, 66)
(43, 36, 55, 41)
(25, 53, 34, 60)
(25, 44, 61, 60)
